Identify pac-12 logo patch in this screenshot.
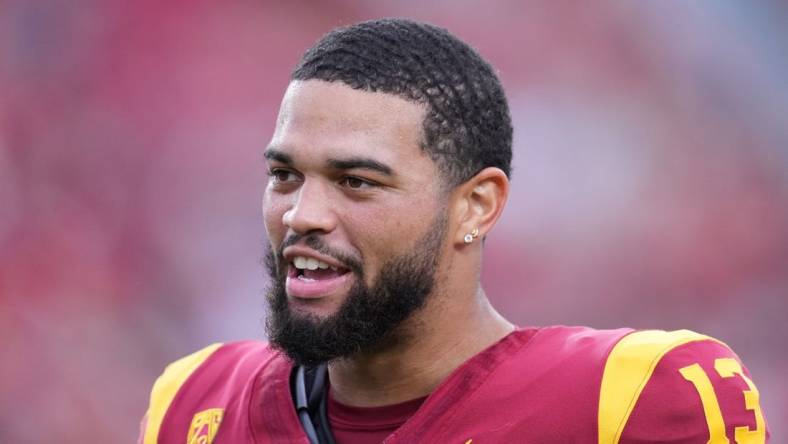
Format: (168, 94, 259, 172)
(186, 408, 224, 444)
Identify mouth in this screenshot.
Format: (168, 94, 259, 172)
(285, 254, 353, 299)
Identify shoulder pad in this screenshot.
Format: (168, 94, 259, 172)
(142, 343, 223, 444)
(598, 330, 769, 443)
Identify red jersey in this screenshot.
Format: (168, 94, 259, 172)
(139, 326, 769, 443)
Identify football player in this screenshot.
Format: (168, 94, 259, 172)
(140, 18, 769, 443)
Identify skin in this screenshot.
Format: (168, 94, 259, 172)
(263, 79, 514, 407)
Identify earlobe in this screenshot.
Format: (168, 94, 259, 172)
(453, 167, 509, 246)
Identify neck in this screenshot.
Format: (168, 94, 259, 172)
(327, 288, 514, 407)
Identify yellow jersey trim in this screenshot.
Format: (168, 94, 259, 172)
(143, 343, 223, 444)
(597, 330, 724, 444)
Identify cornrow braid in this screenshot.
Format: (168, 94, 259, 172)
(292, 18, 513, 187)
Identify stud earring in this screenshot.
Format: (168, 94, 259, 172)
(464, 228, 480, 244)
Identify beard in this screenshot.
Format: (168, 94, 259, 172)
(264, 214, 447, 367)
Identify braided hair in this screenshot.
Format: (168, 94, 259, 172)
(292, 18, 513, 187)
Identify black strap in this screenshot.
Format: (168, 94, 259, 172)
(292, 364, 336, 444)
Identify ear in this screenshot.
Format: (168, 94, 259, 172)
(451, 167, 509, 247)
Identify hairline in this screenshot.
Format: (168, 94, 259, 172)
(287, 78, 466, 193)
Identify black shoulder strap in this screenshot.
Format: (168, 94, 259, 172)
(292, 364, 336, 444)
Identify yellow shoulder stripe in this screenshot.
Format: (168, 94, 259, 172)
(597, 330, 724, 444)
(143, 343, 223, 444)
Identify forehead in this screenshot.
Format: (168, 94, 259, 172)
(269, 80, 428, 165)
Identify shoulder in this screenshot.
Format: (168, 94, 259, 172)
(424, 326, 632, 441)
(140, 341, 286, 444)
(532, 325, 634, 355)
(501, 325, 634, 371)
(472, 326, 635, 407)
(599, 329, 770, 444)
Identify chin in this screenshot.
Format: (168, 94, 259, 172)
(287, 295, 345, 318)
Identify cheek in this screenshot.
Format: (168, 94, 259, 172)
(365, 194, 436, 235)
(262, 191, 288, 241)
(345, 196, 437, 269)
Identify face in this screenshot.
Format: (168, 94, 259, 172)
(262, 80, 449, 365)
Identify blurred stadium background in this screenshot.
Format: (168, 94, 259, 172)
(1, 1, 786, 442)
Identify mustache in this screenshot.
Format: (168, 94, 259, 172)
(272, 233, 364, 276)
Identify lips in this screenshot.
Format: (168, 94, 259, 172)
(283, 250, 353, 299)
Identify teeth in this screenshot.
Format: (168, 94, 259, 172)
(292, 256, 332, 271)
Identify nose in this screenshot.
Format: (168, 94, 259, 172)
(282, 180, 338, 235)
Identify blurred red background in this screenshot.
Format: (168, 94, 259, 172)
(1, 1, 786, 442)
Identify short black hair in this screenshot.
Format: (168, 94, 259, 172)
(292, 18, 512, 187)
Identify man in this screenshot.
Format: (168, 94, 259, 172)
(140, 19, 769, 443)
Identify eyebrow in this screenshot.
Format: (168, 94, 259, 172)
(264, 147, 394, 177)
(263, 148, 293, 165)
(327, 157, 393, 176)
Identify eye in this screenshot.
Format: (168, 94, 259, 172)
(268, 168, 300, 183)
(339, 176, 376, 189)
